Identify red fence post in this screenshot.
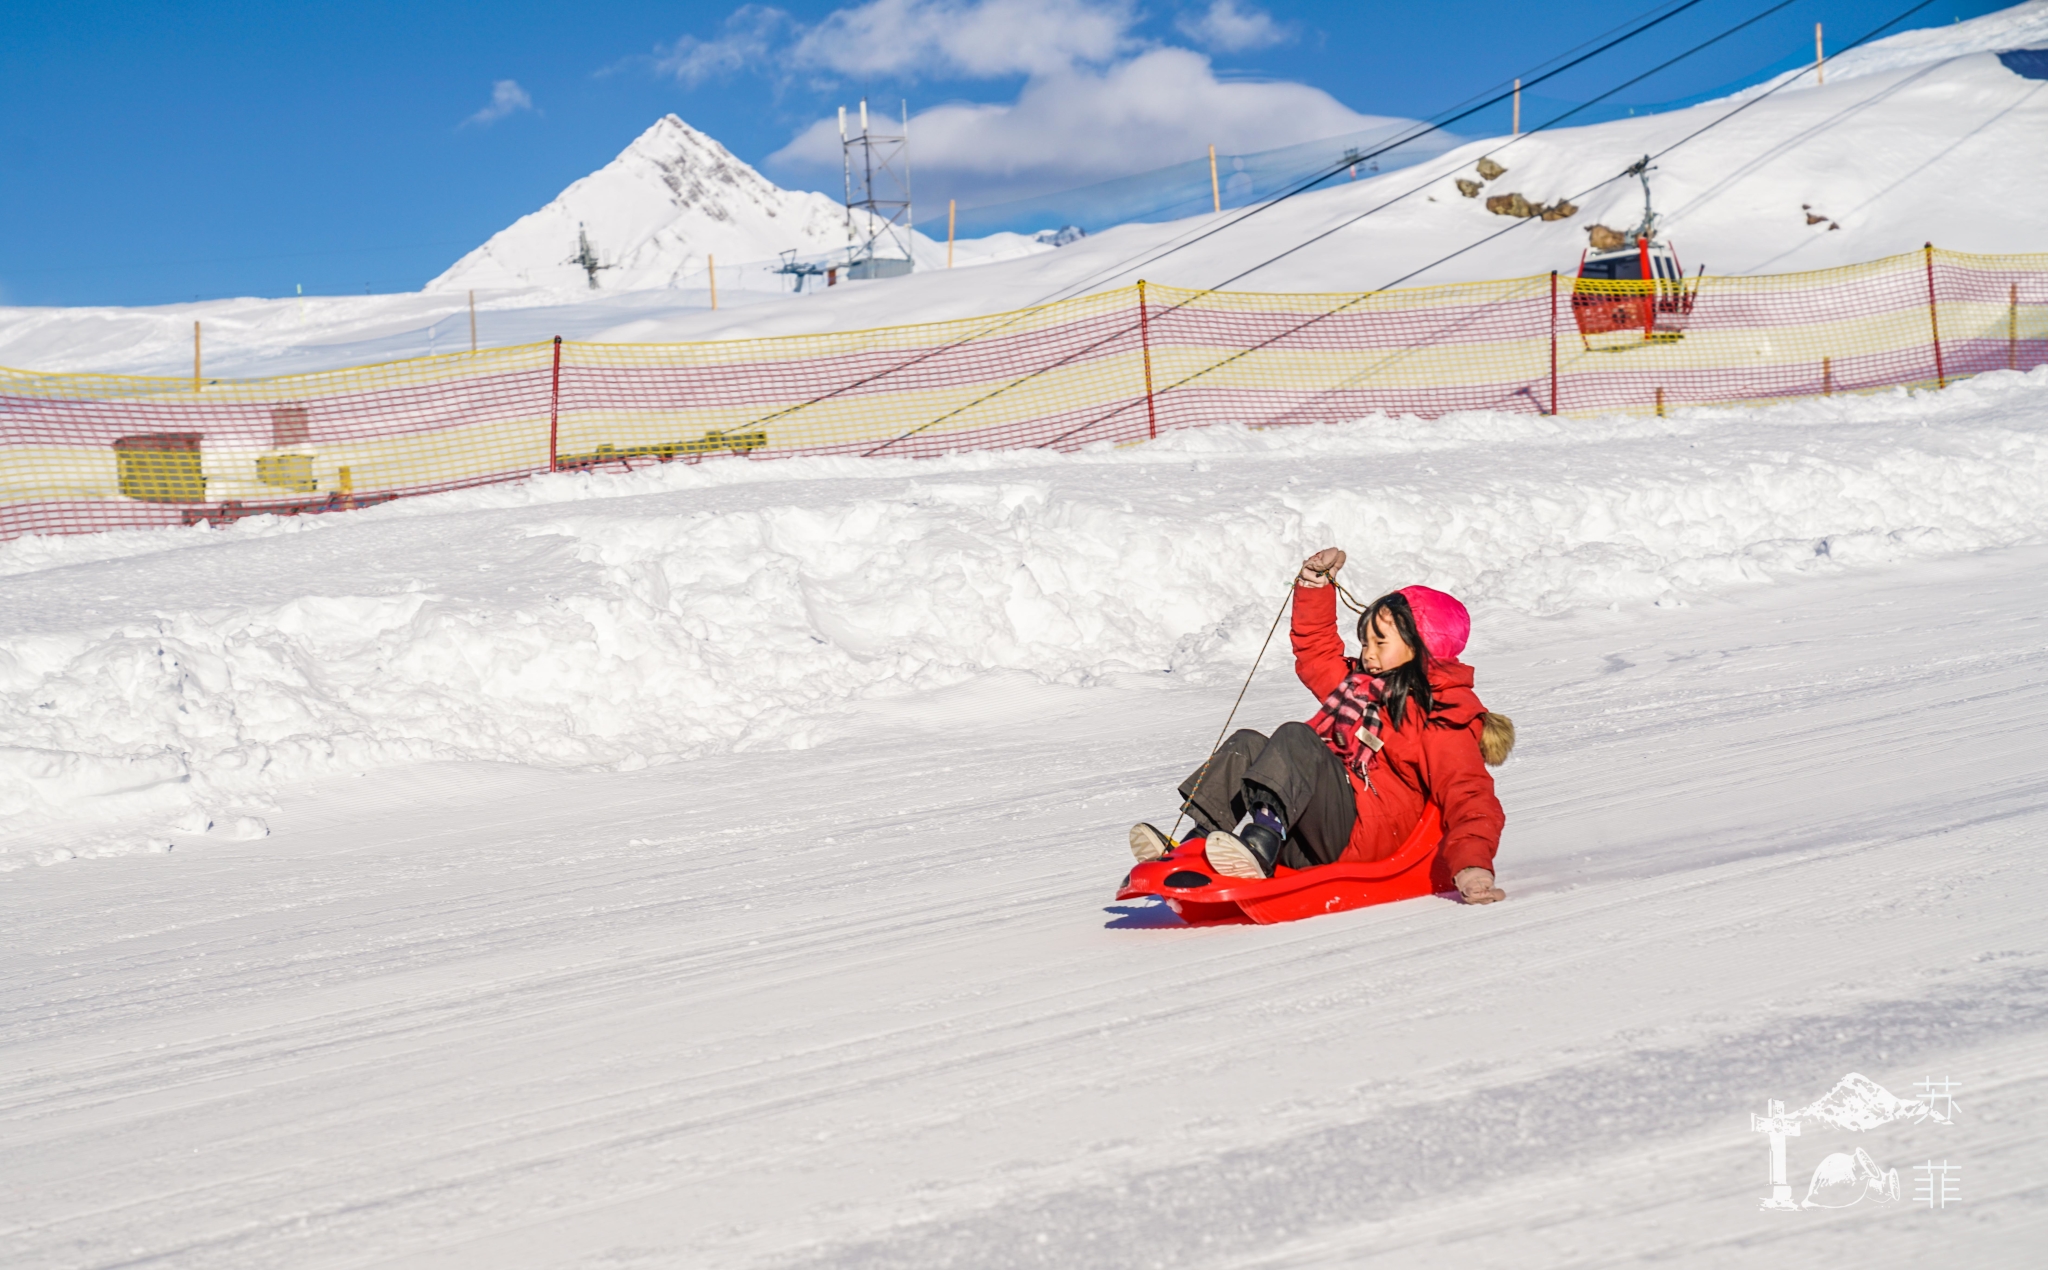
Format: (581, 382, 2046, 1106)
(1137, 280, 1158, 440)
(548, 335, 563, 471)
(1924, 243, 1945, 390)
(1548, 271, 1559, 416)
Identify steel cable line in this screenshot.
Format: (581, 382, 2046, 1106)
(896, 0, 1828, 453)
(1027, 0, 1717, 309)
(1290, 29, 1956, 418)
(1367, 0, 1938, 295)
(797, 0, 1935, 458)
(957, 0, 1709, 320)
(1126, 0, 1946, 440)
(742, 0, 1717, 450)
(1207, 0, 1803, 293)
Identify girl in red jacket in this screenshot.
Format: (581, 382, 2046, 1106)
(1130, 548, 1514, 904)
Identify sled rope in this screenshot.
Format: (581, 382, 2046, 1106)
(1331, 577, 1369, 615)
(1169, 579, 1297, 845)
(1168, 568, 1375, 843)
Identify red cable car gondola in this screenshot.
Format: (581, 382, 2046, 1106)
(1572, 156, 1700, 347)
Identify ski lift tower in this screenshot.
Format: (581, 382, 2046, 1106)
(772, 248, 832, 293)
(565, 224, 615, 290)
(839, 98, 914, 279)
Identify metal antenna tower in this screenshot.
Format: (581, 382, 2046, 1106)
(838, 98, 914, 279)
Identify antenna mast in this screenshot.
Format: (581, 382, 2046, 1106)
(839, 97, 914, 279)
(839, 106, 854, 252)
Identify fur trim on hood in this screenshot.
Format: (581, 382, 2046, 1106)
(1479, 712, 1516, 766)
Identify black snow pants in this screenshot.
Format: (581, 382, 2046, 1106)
(1177, 722, 1358, 871)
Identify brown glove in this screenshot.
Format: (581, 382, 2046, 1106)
(1297, 547, 1347, 588)
(1455, 867, 1506, 905)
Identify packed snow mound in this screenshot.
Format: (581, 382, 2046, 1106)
(3, 370, 2047, 842)
(426, 115, 858, 293)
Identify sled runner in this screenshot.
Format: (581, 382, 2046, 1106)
(1116, 804, 1449, 926)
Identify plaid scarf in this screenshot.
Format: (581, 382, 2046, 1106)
(1308, 667, 1385, 777)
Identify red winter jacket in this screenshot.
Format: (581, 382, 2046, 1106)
(1291, 584, 1505, 876)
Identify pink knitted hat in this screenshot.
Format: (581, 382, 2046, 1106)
(1397, 585, 1471, 662)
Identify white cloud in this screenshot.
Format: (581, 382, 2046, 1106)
(770, 47, 1395, 205)
(652, 0, 1393, 206)
(462, 80, 534, 128)
(1175, 0, 1288, 53)
(651, 6, 792, 87)
(792, 0, 1135, 78)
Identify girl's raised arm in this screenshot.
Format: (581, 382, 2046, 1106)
(1290, 550, 1352, 699)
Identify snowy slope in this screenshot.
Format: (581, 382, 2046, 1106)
(1744, 0, 2048, 89)
(2, 376, 2045, 1265)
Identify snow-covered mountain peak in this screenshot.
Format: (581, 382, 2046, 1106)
(427, 114, 855, 294)
(618, 114, 788, 220)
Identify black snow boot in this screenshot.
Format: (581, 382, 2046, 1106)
(1207, 790, 1288, 879)
(1205, 823, 1282, 879)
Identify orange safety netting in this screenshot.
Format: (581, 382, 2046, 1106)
(3, 245, 2044, 540)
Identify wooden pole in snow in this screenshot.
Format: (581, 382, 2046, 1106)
(1548, 271, 1559, 416)
(709, 255, 718, 310)
(1138, 281, 1157, 440)
(947, 199, 956, 269)
(2011, 283, 2020, 371)
(1513, 79, 1521, 136)
(548, 336, 562, 472)
(468, 290, 477, 353)
(1209, 145, 1221, 214)
(1925, 242, 1945, 389)
(1816, 24, 1825, 84)
(192, 321, 201, 393)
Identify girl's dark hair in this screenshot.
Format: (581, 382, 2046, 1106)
(1357, 591, 1435, 728)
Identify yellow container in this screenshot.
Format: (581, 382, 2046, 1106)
(114, 433, 206, 503)
(256, 452, 316, 492)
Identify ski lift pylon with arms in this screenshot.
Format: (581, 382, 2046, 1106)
(565, 224, 616, 290)
(1571, 156, 1701, 347)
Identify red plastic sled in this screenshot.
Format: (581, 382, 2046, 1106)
(1116, 804, 1451, 926)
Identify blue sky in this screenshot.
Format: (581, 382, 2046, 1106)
(0, 0, 2009, 307)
